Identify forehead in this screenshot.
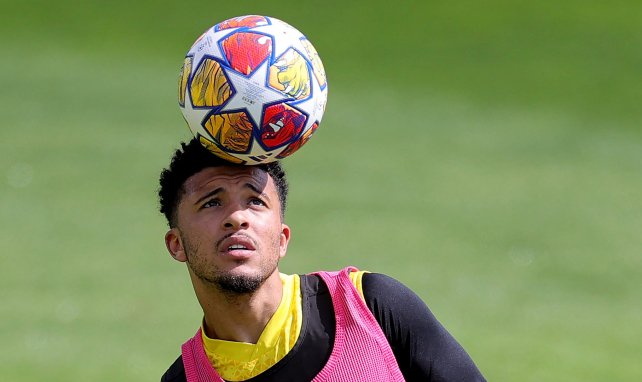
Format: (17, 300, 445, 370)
(182, 166, 273, 197)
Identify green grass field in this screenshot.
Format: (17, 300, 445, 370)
(1, 1, 641, 380)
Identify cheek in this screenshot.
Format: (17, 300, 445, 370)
(180, 222, 212, 250)
(259, 222, 283, 247)
(187, 213, 221, 234)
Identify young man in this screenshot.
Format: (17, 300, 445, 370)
(159, 139, 486, 381)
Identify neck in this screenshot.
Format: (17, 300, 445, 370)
(191, 270, 283, 344)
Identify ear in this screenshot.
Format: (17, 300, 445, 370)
(165, 228, 187, 262)
(279, 224, 291, 259)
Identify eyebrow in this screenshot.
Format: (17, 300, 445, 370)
(194, 187, 223, 206)
(194, 183, 269, 206)
(246, 183, 269, 199)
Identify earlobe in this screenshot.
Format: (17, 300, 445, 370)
(279, 224, 291, 259)
(165, 228, 187, 262)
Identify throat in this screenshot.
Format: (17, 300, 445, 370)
(199, 272, 286, 343)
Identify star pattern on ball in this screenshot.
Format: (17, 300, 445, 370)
(219, 60, 293, 127)
(290, 73, 327, 133)
(188, 26, 240, 76)
(181, 89, 213, 140)
(246, 141, 277, 163)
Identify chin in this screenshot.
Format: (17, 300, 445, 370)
(214, 272, 265, 294)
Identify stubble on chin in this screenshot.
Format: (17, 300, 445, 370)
(182, 233, 281, 297)
(214, 272, 265, 294)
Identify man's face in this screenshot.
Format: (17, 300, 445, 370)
(165, 166, 290, 294)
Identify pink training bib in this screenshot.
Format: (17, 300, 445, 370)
(181, 267, 405, 381)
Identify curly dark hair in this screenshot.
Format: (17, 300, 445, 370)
(158, 138, 289, 227)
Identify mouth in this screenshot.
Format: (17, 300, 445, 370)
(218, 235, 256, 257)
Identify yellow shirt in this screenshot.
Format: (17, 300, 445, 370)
(201, 271, 366, 381)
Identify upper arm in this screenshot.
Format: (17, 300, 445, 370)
(362, 273, 486, 382)
(160, 355, 186, 382)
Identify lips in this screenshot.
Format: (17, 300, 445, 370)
(218, 234, 256, 256)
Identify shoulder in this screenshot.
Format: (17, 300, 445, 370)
(361, 272, 405, 289)
(302, 270, 421, 309)
(359, 272, 443, 340)
(160, 355, 186, 382)
(361, 272, 424, 304)
(360, 272, 445, 339)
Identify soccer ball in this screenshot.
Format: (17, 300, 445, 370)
(178, 15, 328, 164)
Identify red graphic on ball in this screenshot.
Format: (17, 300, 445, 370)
(222, 32, 272, 75)
(261, 104, 306, 149)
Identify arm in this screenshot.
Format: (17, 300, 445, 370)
(362, 273, 486, 382)
(160, 355, 186, 382)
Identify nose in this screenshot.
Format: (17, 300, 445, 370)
(222, 205, 250, 230)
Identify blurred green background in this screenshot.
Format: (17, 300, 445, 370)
(1, 1, 640, 380)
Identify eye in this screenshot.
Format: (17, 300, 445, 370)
(249, 197, 266, 207)
(202, 199, 221, 208)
